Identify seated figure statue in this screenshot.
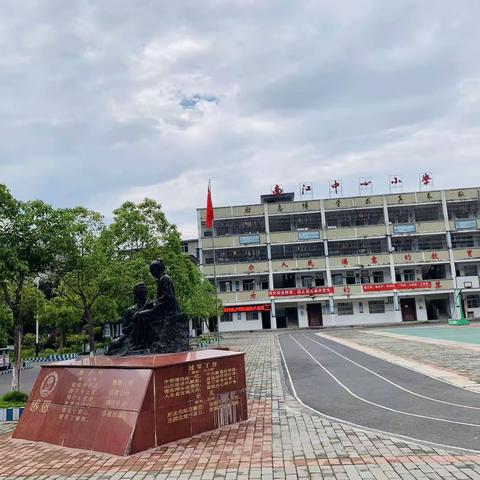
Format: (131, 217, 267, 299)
(134, 258, 190, 353)
(107, 259, 190, 356)
(106, 283, 149, 356)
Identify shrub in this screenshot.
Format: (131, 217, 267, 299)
(2, 391, 28, 403)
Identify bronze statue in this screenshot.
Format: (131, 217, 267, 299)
(106, 259, 190, 356)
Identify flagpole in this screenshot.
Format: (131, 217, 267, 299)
(208, 179, 221, 347)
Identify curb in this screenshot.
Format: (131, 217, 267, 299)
(0, 364, 33, 375)
(25, 353, 78, 363)
(0, 407, 24, 422)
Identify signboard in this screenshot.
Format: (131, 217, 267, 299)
(224, 305, 271, 313)
(363, 281, 431, 292)
(455, 219, 477, 230)
(393, 224, 416, 234)
(269, 287, 334, 297)
(239, 234, 260, 245)
(298, 231, 320, 241)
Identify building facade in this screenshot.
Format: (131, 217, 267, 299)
(197, 187, 480, 332)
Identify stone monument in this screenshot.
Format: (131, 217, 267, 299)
(13, 259, 248, 455)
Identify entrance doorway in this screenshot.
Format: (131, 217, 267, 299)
(261, 310, 271, 329)
(400, 298, 417, 321)
(426, 297, 451, 320)
(307, 304, 323, 327)
(285, 307, 299, 328)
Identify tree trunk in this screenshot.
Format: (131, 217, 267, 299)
(86, 306, 95, 356)
(11, 308, 23, 392)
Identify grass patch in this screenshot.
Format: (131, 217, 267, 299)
(0, 391, 28, 408)
(0, 400, 26, 408)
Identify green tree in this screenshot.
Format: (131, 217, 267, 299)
(40, 297, 82, 349)
(51, 207, 135, 353)
(0, 184, 69, 390)
(108, 199, 218, 320)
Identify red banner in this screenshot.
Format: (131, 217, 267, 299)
(362, 281, 432, 292)
(224, 305, 271, 313)
(269, 287, 333, 297)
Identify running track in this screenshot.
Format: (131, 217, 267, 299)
(278, 332, 480, 452)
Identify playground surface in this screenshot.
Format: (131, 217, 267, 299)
(380, 324, 480, 346)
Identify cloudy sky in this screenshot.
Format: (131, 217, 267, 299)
(2, 1, 480, 238)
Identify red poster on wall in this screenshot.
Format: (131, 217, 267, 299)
(224, 305, 271, 313)
(268, 287, 334, 297)
(362, 281, 432, 292)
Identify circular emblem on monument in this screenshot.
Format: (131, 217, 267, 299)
(40, 372, 58, 398)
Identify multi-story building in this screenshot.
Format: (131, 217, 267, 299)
(197, 187, 480, 332)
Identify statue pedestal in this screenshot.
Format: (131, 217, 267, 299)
(13, 350, 247, 456)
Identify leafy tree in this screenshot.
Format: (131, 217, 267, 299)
(50, 207, 136, 353)
(40, 297, 82, 349)
(0, 184, 69, 390)
(107, 199, 218, 320)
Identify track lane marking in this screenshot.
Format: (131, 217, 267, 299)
(288, 334, 480, 428)
(302, 333, 480, 410)
(277, 334, 480, 454)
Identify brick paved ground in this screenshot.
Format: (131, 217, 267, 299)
(328, 327, 480, 385)
(3, 331, 480, 479)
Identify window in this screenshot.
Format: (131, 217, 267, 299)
(315, 274, 325, 286)
(258, 276, 269, 290)
(418, 235, 447, 251)
(345, 271, 356, 285)
(463, 265, 478, 276)
(452, 233, 480, 249)
(214, 217, 265, 236)
(243, 279, 255, 291)
(337, 302, 354, 315)
(414, 205, 443, 222)
(219, 281, 232, 292)
(368, 300, 385, 314)
(269, 215, 293, 232)
(221, 313, 233, 322)
(466, 295, 480, 309)
(360, 270, 370, 284)
(301, 276, 314, 288)
(271, 242, 324, 260)
(181, 242, 189, 253)
(373, 271, 384, 283)
(204, 246, 268, 264)
(448, 200, 480, 220)
(328, 238, 387, 256)
(326, 208, 384, 228)
(332, 274, 344, 285)
(403, 269, 415, 281)
(246, 311, 259, 320)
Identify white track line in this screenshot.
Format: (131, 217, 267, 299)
(277, 335, 480, 455)
(302, 333, 480, 410)
(288, 334, 480, 428)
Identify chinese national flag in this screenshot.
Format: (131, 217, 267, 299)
(206, 182, 214, 228)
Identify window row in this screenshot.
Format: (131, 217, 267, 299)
(204, 233, 478, 264)
(203, 201, 480, 237)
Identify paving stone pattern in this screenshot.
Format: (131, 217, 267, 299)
(329, 328, 480, 384)
(2, 332, 480, 479)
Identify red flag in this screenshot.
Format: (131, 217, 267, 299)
(206, 182, 214, 228)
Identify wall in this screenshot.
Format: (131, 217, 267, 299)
(218, 311, 263, 332)
(323, 300, 401, 327)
